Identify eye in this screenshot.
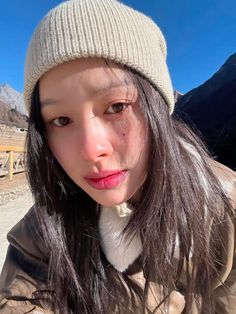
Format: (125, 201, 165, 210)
(106, 102, 129, 114)
(51, 116, 71, 127)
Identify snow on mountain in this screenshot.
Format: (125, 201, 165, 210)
(0, 84, 26, 115)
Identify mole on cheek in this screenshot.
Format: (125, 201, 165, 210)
(122, 133, 126, 137)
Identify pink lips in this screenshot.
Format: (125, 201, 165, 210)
(85, 170, 127, 190)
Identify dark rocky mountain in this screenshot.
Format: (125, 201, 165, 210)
(175, 53, 236, 171)
(174, 90, 183, 103)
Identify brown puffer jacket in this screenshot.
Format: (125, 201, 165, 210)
(0, 161, 235, 313)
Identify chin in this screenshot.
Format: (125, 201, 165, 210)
(91, 192, 129, 209)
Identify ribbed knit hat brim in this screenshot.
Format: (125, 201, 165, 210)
(24, 0, 174, 113)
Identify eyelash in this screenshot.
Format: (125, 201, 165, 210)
(105, 102, 130, 114)
(50, 116, 71, 127)
(49, 102, 131, 127)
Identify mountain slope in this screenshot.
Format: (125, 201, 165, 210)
(0, 86, 28, 128)
(0, 84, 26, 115)
(176, 53, 236, 170)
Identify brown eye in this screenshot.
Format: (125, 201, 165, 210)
(51, 117, 70, 127)
(106, 102, 129, 114)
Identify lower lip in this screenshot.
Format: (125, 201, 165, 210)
(85, 170, 127, 190)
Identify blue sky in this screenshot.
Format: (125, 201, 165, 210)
(0, 0, 235, 94)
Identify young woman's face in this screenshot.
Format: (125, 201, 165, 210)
(39, 58, 149, 207)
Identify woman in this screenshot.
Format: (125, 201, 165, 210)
(0, 0, 235, 313)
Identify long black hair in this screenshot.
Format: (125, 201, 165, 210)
(26, 67, 233, 313)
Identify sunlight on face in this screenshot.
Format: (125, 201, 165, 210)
(39, 58, 149, 207)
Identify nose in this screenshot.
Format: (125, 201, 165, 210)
(79, 118, 113, 162)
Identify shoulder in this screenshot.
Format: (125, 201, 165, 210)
(7, 205, 49, 263)
(0, 206, 51, 313)
(0, 206, 49, 288)
(206, 160, 236, 294)
(208, 159, 236, 208)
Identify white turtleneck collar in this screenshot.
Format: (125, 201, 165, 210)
(98, 203, 142, 272)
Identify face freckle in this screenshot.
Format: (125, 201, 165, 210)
(39, 58, 150, 208)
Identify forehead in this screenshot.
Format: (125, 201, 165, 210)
(39, 58, 134, 99)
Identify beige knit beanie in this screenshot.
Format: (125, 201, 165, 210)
(24, 0, 175, 113)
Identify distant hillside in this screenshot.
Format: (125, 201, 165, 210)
(0, 84, 26, 114)
(0, 85, 28, 128)
(176, 53, 236, 170)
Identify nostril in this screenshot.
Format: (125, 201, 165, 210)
(98, 152, 109, 158)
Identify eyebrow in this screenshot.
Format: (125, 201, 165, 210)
(40, 98, 61, 107)
(40, 79, 135, 107)
(93, 79, 133, 94)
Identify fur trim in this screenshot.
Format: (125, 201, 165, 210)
(99, 204, 142, 272)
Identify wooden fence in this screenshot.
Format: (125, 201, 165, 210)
(0, 146, 25, 180)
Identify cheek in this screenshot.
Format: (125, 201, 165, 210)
(110, 117, 132, 149)
(47, 134, 77, 169)
(112, 112, 149, 158)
